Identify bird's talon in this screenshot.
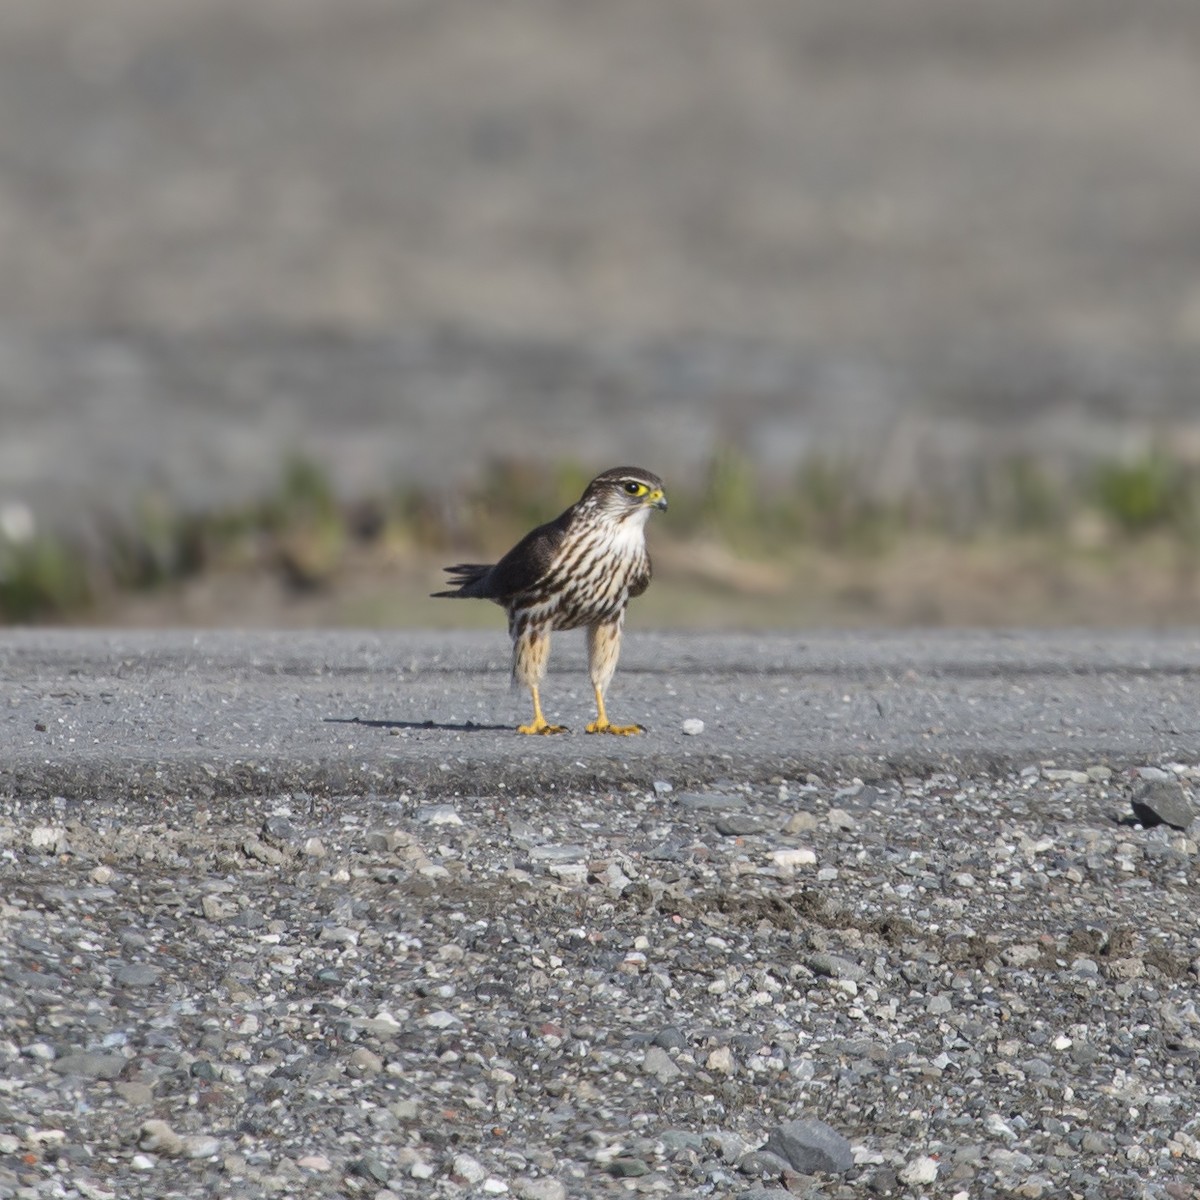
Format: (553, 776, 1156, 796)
(586, 721, 644, 736)
(517, 721, 569, 735)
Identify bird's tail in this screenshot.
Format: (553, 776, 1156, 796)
(431, 563, 495, 598)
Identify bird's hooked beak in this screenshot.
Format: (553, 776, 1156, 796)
(646, 488, 668, 511)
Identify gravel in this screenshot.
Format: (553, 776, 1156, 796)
(3, 763, 1200, 1198)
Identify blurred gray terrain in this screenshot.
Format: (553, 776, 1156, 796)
(2, 0, 1200, 528)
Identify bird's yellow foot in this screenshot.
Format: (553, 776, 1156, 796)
(517, 719, 569, 735)
(586, 720, 644, 735)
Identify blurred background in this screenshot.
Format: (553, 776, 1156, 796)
(2, 0, 1200, 628)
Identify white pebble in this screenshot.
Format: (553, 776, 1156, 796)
(418, 804, 463, 826)
(182, 1135, 221, 1159)
(26, 1129, 66, 1146)
(899, 1155, 939, 1185)
(29, 825, 67, 854)
(453, 1153, 487, 1184)
(682, 718, 705, 736)
(769, 847, 817, 870)
(706, 1046, 735, 1074)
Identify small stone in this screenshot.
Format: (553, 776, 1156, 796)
(738, 1150, 790, 1178)
(527, 844, 588, 862)
(262, 815, 300, 843)
(769, 847, 816, 871)
(30, 825, 68, 854)
(302, 837, 327, 858)
(25, 1129, 66, 1147)
(652, 780, 673, 795)
(114, 1082, 154, 1106)
(115, 962, 161, 987)
(600, 862, 632, 892)
(347, 1048, 384, 1077)
(242, 837, 285, 866)
(91, 865, 114, 884)
(139, 1120, 185, 1156)
(548, 862, 587, 884)
(417, 803, 463, 825)
(411, 1160, 436, 1179)
(715, 815, 764, 836)
(659, 1130, 704, 1154)
(298, 1155, 333, 1172)
(706, 1046, 735, 1074)
(1086, 765, 1113, 782)
(678, 791, 747, 810)
(984, 1114, 1018, 1142)
(1001, 944, 1042, 968)
(512, 1178, 567, 1200)
(182, 1135, 221, 1159)
(1131, 779, 1197, 830)
(1042, 769, 1089, 784)
(352, 1156, 391, 1183)
(453, 1154, 487, 1184)
(606, 1158, 649, 1178)
(201, 895, 236, 921)
(808, 953, 865, 982)
(682, 718, 705, 735)
(827, 807, 857, 831)
(424, 1010, 461, 1029)
(784, 812, 819, 834)
(643, 1045, 683, 1083)
(899, 1155, 939, 1185)
(652, 1026, 687, 1051)
(366, 829, 410, 853)
(763, 1118, 854, 1174)
(52, 1052, 126, 1080)
(130, 1154, 155, 1171)
(1134, 766, 1171, 781)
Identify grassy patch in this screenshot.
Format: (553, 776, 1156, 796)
(4, 449, 1200, 625)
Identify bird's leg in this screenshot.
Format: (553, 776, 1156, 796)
(513, 626, 567, 734)
(585, 619, 643, 735)
(586, 684, 642, 736)
(518, 683, 568, 736)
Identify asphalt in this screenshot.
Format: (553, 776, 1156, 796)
(3, 629, 1197, 805)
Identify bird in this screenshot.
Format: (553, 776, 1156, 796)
(432, 466, 668, 735)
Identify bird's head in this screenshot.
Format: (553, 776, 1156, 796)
(581, 467, 668, 522)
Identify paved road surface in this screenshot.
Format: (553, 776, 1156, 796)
(2, 630, 1197, 803)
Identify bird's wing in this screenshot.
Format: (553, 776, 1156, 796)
(468, 508, 573, 600)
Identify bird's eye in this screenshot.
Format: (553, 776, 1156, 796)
(624, 481, 646, 496)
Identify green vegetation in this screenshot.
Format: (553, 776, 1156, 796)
(3, 448, 1200, 625)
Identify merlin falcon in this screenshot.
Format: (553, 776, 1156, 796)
(433, 467, 668, 734)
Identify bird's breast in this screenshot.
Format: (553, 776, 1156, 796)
(509, 520, 649, 632)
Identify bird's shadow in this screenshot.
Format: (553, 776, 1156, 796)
(324, 715, 511, 733)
